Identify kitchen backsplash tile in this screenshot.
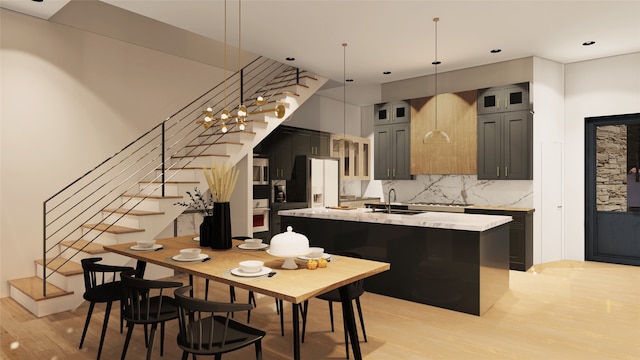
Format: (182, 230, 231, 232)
(379, 175, 533, 207)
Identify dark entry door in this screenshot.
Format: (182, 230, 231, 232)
(585, 113, 640, 266)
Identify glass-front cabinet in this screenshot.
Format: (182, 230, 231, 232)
(330, 134, 370, 180)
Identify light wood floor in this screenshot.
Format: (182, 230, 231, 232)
(1, 260, 639, 359)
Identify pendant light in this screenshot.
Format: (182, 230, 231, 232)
(423, 17, 451, 144)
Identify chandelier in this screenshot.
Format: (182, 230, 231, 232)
(197, 0, 285, 132)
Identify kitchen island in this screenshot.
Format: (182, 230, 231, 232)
(279, 208, 512, 315)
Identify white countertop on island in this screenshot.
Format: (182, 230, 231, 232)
(278, 207, 512, 232)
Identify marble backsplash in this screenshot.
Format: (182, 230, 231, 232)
(364, 175, 534, 208)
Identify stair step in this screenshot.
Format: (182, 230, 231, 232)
(121, 194, 183, 200)
(9, 277, 73, 301)
(102, 208, 165, 216)
(35, 257, 83, 276)
(172, 153, 230, 160)
(185, 141, 243, 149)
(82, 223, 145, 234)
(60, 239, 106, 255)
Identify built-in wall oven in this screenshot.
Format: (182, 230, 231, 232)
(252, 198, 270, 233)
(253, 157, 269, 185)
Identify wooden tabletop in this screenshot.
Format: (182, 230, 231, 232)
(103, 235, 390, 304)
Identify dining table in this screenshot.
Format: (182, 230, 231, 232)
(103, 234, 390, 360)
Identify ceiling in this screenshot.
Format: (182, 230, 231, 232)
(3, 0, 640, 105)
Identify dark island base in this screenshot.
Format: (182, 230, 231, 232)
(282, 216, 510, 316)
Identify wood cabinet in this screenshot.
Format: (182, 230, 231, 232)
(477, 110, 533, 180)
(465, 207, 534, 271)
(375, 101, 410, 125)
(409, 90, 478, 175)
(478, 82, 529, 114)
(330, 134, 370, 180)
(374, 123, 411, 180)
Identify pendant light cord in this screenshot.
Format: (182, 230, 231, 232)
(343, 43, 347, 140)
(433, 17, 439, 130)
(223, 0, 227, 109)
(238, 0, 242, 105)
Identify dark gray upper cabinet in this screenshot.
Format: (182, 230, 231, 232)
(374, 123, 411, 180)
(374, 100, 410, 125)
(262, 126, 331, 180)
(477, 110, 533, 180)
(292, 129, 330, 157)
(478, 82, 530, 114)
(269, 128, 295, 180)
(477, 82, 532, 180)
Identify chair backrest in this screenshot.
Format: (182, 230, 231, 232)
(174, 285, 254, 351)
(120, 270, 182, 324)
(335, 251, 365, 293)
(317, 251, 365, 301)
(80, 257, 134, 292)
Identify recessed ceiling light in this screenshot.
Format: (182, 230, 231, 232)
(346, 79, 354, 82)
(490, 49, 502, 54)
(285, 57, 295, 61)
(583, 41, 596, 46)
(383, 71, 391, 75)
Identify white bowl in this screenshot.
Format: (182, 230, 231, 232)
(136, 240, 156, 248)
(244, 238, 263, 248)
(180, 248, 201, 259)
(239, 260, 264, 273)
(307, 247, 324, 258)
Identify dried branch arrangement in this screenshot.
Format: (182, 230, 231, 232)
(203, 163, 240, 203)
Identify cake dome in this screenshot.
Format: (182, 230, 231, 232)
(268, 226, 310, 269)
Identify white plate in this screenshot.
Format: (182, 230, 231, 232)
(130, 244, 163, 251)
(230, 267, 272, 277)
(192, 236, 200, 241)
(238, 243, 269, 250)
(298, 253, 332, 261)
(172, 254, 209, 262)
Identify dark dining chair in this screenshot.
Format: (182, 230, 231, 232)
(120, 271, 182, 360)
(174, 285, 266, 360)
(78, 257, 143, 360)
(301, 252, 367, 359)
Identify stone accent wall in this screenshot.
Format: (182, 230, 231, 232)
(596, 125, 627, 211)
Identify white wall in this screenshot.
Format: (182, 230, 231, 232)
(287, 94, 362, 137)
(0, 10, 226, 297)
(564, 52, 640, 260)
(532, 57, 565, 264)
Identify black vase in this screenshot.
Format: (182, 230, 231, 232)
(211, 202, 232, 249)
(199, 216, 214, 248)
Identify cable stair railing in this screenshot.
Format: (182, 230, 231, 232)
(41, 56, 315, 297)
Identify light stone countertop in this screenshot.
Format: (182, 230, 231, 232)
(278, 207, 512, 232)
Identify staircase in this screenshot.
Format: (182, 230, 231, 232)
(9, 57, 328, 317)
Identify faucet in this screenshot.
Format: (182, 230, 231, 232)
(387, 188, 396, 214)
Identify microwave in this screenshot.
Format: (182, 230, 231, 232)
(253, 158, 269, 185)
